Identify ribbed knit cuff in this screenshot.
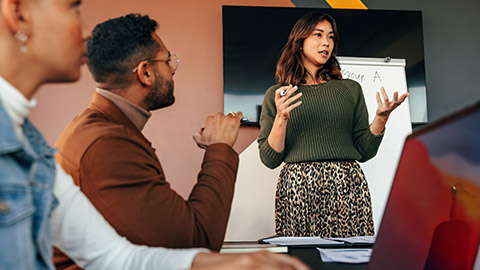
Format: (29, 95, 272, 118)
(365, 128, 384, 144)
(259, 141, 284, 169)
(357, 128, 385, 162)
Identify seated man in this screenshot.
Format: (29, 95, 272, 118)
(53, 13, 244, 268)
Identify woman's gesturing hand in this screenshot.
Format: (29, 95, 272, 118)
(370, 86, 410, 135)
(375, 87, 409, 118)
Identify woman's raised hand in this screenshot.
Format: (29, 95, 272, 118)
(275, 85, 303, 121)
(375, 87, 409, 118)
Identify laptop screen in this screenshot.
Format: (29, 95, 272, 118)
(369, 102, 480, 270)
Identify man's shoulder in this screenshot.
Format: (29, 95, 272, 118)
(56, 108, 144, 160)
(61, 109, 131, 139)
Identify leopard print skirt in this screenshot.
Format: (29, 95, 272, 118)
(275, 160, 374, 237)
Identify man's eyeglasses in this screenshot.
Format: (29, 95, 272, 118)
(132, 53, 180, 73)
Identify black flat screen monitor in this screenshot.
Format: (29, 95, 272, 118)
(223, 6, 427, 125)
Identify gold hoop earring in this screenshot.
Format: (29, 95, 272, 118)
(15, 31, 28, 53)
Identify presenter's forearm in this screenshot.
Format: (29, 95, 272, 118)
(267, 116, 288, 152)
(370, 114, 389, 135)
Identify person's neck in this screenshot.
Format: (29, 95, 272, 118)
(302, 74, 326, 85)
(95, 87, 152, 131)
(0, 56, 43, 99)
(302, 65, 325, 85)
(97, 83, 149, 111)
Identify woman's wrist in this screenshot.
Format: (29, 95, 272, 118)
(275, 113, 289, 122)
(370, 115, 389, 135)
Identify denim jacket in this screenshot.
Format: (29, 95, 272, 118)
(0, 103, 58, 270)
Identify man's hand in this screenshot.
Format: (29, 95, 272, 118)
(191, 251, 310, 270)
(193, 112, 243, 149)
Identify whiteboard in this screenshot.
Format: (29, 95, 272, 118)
(338, 56, 412, 233)
(225, 57, 412, 241)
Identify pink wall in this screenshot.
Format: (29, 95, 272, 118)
(30, 0, 294, 197)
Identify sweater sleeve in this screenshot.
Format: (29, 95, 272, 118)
(77, 134, 238, 252)
(257, 85, 285, 169)
(349, 81, 384, 162)
(50, 162, 209, 270)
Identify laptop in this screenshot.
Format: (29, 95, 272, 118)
(368, 101, 480, 270)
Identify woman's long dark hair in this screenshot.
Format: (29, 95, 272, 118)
(276, 11, 342, 85)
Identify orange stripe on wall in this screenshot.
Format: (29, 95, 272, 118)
(325, 0, 368, 9)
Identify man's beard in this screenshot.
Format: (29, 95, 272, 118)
(144, 72, 175, 111)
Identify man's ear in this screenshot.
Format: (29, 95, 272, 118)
(2, 0, 30, 34)
(134, 61, 155, 87)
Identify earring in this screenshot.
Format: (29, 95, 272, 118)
(15, 31, 28, 53)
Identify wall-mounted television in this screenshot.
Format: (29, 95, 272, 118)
(223, 6, 427, 125)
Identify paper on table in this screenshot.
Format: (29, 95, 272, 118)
(221, 241, 288, 254)
(318, 248, 372, 264)
(260, 235, 375, 246)
(261, 237, 341, 246)
(324, 235, 376, 244)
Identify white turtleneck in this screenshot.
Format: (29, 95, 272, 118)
(0, 76, 205, 270)
(0, 76, 36, 140)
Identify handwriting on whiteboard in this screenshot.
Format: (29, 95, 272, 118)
(342, 69, 383, 83)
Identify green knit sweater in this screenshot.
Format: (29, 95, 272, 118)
(258, 79, 384, 169)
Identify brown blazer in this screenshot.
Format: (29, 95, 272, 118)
(53, 93, 239, 269)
